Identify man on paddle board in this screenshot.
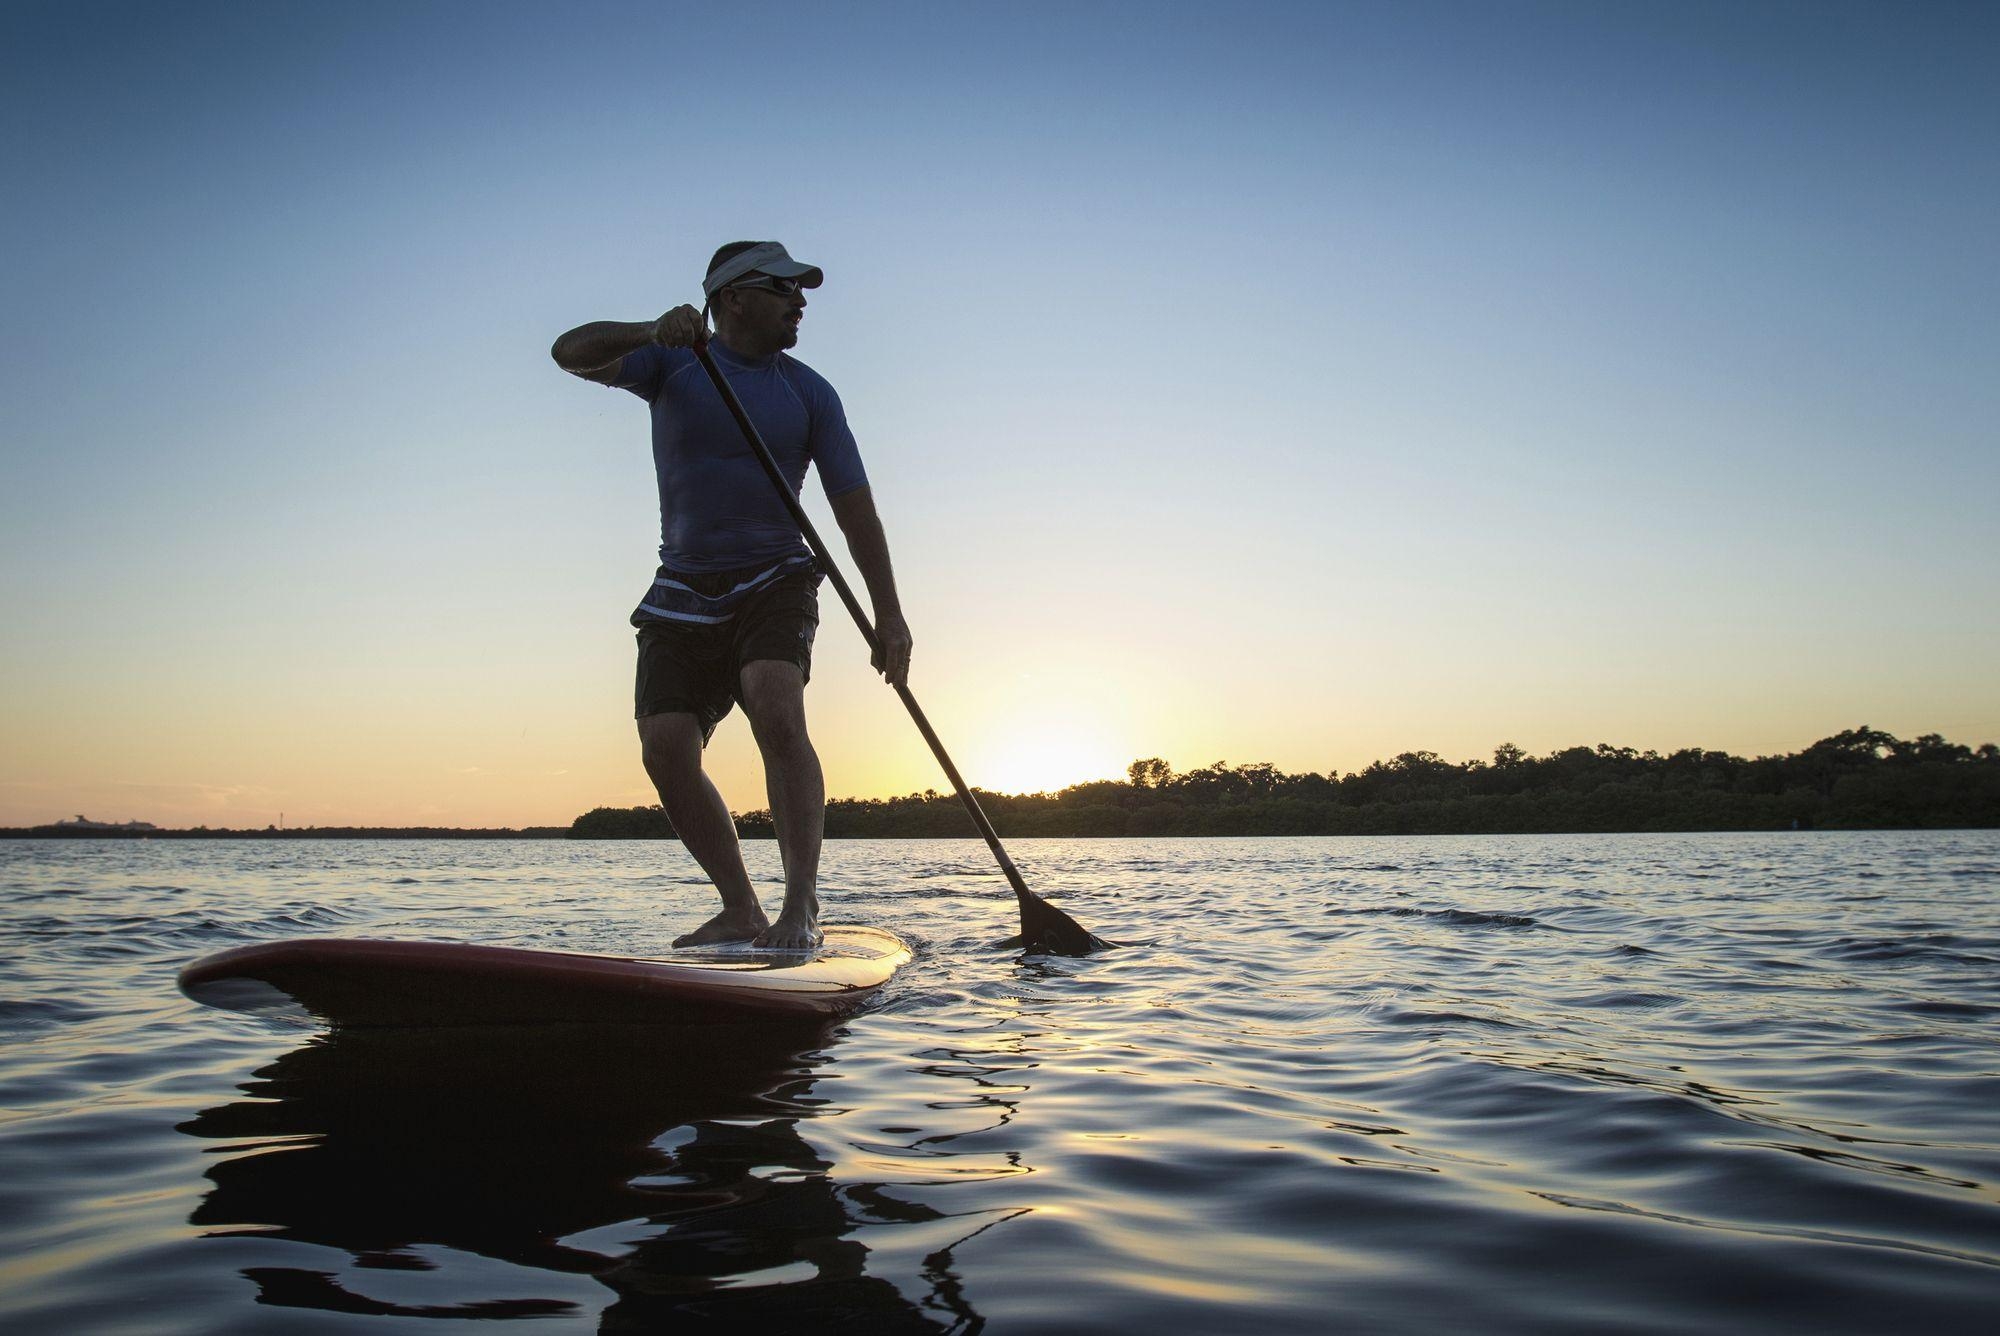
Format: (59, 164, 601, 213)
(551, 242, 912, 950)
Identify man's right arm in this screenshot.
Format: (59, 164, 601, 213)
(549, 321, 653, 384)
(550, 306, 707, 384)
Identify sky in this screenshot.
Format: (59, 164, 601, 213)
(2, 0, 1995, 829)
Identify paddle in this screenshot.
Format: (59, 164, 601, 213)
(691, 339, 1109, 955)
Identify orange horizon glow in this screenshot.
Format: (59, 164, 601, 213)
(5, 11, 1995, 833)
(12, 700, 1997, 831)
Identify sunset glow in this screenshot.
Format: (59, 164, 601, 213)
(965, 718, 1128, 798)
(1, 5, 1993, 829)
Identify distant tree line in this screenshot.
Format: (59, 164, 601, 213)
(568, 808, 681, 839)
(12, 728, 1990, 841)
(568, 726, 1998, 839)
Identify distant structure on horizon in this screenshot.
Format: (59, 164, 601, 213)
(53, 814, 158, 832)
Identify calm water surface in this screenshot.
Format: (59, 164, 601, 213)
(1, 833, 1997, 1333)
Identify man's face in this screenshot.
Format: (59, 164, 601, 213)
(722, 275, 808, 352)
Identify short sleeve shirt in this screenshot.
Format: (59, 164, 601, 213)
(610, 341, 868, 573)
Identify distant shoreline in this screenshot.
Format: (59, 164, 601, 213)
(0, 827, 574, 840)
(5, 826, 1998, 841)
(12, 728, 1994, 841)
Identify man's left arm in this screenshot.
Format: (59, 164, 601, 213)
(829, 486, 913, 688)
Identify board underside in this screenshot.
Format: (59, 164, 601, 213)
(178, 926, 910, 1027)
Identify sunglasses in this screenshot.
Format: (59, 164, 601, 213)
(727, 273, 804, 298)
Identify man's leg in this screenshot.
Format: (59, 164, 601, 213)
(637, 711, 770, 946)
(738, 660, 824, 949)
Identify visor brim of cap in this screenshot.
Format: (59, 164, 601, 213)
(702, 242, 825, 296)
(746, 260, 822, 288)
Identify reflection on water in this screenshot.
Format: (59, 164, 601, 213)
(178, 1023, 990, 1331)
(4, 833, 1997, 1333)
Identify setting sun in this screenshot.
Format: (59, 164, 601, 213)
(967, 716, 1127, 796)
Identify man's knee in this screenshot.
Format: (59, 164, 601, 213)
(739, 662, 811, 754)
(638, 713, 705, 789)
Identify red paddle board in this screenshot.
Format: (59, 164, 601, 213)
(178, 926, 911, 1027)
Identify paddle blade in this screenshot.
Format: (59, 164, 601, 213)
(1017, 889, 1112, 956)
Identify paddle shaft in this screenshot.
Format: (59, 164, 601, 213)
(690, 341, 1041, 913)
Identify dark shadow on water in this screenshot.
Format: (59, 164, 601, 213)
(178, 1022, 986, 1332)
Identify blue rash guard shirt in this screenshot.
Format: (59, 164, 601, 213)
(610, 340, 869, 575)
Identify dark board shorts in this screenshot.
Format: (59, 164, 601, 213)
(633, 569, 821, 742)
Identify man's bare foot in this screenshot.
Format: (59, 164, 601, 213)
(673, 907, 769, 947)
(753, 904, 822, 951)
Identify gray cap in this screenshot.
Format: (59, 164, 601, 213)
(702, 241, 824, 297)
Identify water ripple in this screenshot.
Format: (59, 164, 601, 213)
(1, 831, 1996, 1332)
